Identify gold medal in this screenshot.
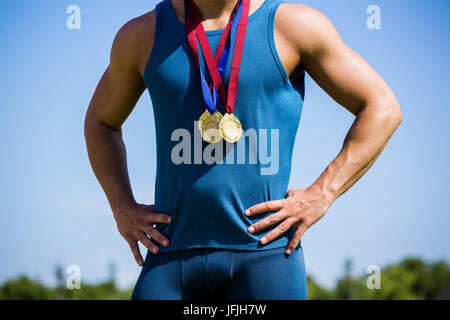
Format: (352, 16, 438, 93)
(198, 109, 211, 133)
(199, 110, 223, 143)
(219, 113, 242, 143)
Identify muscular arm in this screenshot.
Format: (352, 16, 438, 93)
(84, 12, 171, 265)
(289, 4, 402, 200)
(84, 27, 145, 212)
(245, 4, 402, 254)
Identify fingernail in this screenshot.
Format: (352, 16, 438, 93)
(163, 240, 169, 246)
(168, 217, 171, 223)
(139, 260, 143, 266)
(245, 209, 250, 215)
(248, 226, 254, 233)
(286, 249, 291, 255)
(260, 237, 267, 244)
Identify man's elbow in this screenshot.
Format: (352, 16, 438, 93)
(388, 98, 402, 129)
(84, 109, 97, 141)
(84, 109, 122, 144)
(84, 109, 107, 143)
(374, 93, 402, 131)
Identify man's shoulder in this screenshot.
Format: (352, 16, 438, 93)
(275, 3, 329, 29)
(117, 10, 156, 40)
(111, 10, 157, 74)
(274, 3, 339, 53)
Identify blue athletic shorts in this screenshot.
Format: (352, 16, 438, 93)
(131, 245, 307, 300)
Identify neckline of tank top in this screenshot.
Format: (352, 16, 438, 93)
(164, 0, 274, 36)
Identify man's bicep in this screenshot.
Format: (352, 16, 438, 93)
(87, 20, 147, 130)
(305, 42, 391, 115)
(88, 65, 145, 130)
(295, 6, 393, 115)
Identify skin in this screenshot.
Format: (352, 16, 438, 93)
(84, 0, 402, 266)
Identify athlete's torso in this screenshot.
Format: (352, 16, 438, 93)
(142, 0, 305, 251)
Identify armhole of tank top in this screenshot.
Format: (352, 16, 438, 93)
(267, 1, 295, 89)
(143, 3, 163, 85)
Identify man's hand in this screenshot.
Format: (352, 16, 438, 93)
(113, 203, 171, 266)
(245, 187, 332, 255)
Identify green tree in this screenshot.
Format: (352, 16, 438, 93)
(339, 257, 450, 300)
(0, 276, 57, 300)
(306, 276, 333, 300)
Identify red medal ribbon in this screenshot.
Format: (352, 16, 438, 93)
(185, 0, 235, 94)
(185, 0, 250, 114)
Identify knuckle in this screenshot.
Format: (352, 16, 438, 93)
(269, 215, 278, 223)
(286, 197, 295, 205)
(302, 218, 312, 227)
(298, 226, 307, 236)
(145, 243, 154, 251)
(146, 227, 159, 237)
(139, 234, 149, 243)
(293, 201, 303, 211)
(151, 233, 163, 242)
(291, 216, 302, 225)
(143, 225, 155, 235)
(278, 223, 288, 232)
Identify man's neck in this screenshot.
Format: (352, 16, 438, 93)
(172, 0, 247, 31)
(192, 0, 240, 20)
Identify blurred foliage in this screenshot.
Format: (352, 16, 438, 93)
(0, 257, 449, 300)
(0, 263, 133, 300)
(307, 257, 450, 300)
(0, 275, 133, 300)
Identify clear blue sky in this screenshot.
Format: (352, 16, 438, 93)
(0, 0, 449, 289)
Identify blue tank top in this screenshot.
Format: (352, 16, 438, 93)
(144, 0, 305, 252)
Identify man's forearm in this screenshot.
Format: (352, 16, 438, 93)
(311, 98, 402, 204)
(84, 117, 136, 212)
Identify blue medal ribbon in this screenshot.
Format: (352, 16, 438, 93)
(187, 0, 243, 114)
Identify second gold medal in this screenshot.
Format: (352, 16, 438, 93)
(198, 110, 223, 143)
